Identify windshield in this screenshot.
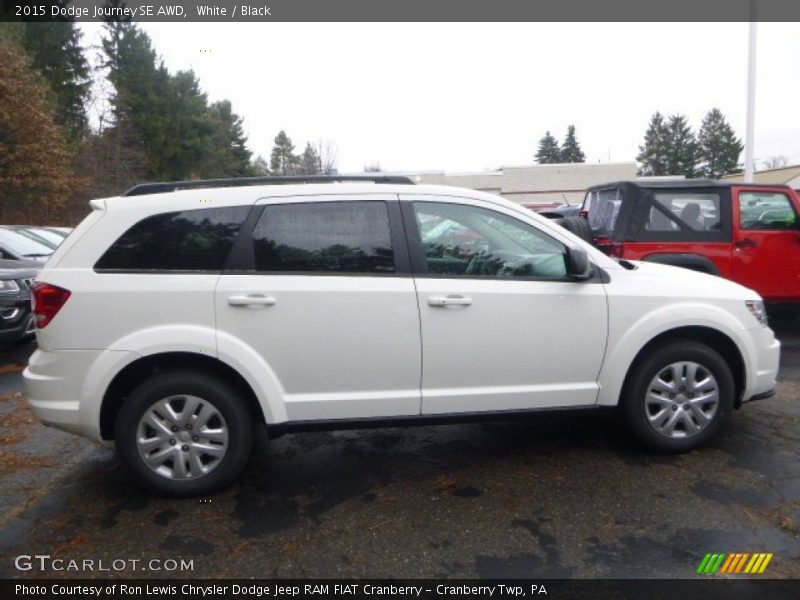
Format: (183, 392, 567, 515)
(0, 228, 54, 257)
(21, 227, 63, 246)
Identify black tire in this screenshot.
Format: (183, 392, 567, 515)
(559, 216, 594, 243)
(115, 370, 254, 497)
(621, 341, 735, 453)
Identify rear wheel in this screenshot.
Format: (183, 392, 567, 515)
(559, 216, 594, 243)
(115, 370, 253, 496)
(621, 341, 735, 453)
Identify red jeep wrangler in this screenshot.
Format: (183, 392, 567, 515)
(577, 179, 800, 305)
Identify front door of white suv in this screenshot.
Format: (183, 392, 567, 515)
(402, 196, 608, 414)
(215, 195, 421, 422)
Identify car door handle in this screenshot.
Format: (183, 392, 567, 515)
(428, 295, 473, 307)
(735, 239, 757, 249)
(227, 294, 277, 307)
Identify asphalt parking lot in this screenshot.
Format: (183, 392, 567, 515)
(0, 316, 798, 580)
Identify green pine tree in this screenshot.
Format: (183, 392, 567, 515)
(535, 131, 561, 164)
(696, 108, 743, 179)
(297, 142, 321, 175)
(270, 130, 297, 175)
(21, 22, 91, 143)
(636, 112, 669, 176)
(560, 125, 585, 163)
(663, 114, 697, 178)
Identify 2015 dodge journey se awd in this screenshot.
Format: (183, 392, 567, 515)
(24, 176, 781, 496)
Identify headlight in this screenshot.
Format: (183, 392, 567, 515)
(745, 300, 768, 327)
(0, 280, 20, 293)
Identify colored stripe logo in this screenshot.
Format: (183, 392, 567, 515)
(697, 552, 773, 574)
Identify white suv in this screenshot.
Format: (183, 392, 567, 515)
(24, 176, 780, 496)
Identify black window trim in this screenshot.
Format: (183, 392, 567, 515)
(224, 198, 412, 277)
(399, 199, 603, 284)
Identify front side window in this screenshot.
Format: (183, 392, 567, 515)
(251, 201, 395, 274)
(645, 192, 722, 232)
(413, 202, 567, 279)
(739, 192, 798, 230)
(95, 206, 250, 272)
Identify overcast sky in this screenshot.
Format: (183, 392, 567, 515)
(81, 22, 800, 174)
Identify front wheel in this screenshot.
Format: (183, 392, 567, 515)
(115, 370, 254, 497)
(621, 341, 735, 453)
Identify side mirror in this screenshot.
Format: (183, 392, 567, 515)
(565, 247, 593, 280)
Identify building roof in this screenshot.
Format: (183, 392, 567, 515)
(721, 163, 800, 185)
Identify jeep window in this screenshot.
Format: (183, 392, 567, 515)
(646, 193, 721, 232)
(587, 187, 622, 235)
(413, 202, 567, 279)
(739, 192, 798, 230)
(95, 206, 250, 272)
(251, 201, 395, 274)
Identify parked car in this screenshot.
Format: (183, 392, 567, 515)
(579, 180, 800, 305)
(0, 268, 38, 348)
(24, 175, 779, 496)
(5, 225, 69, 248)
(0, 227, 54, 265)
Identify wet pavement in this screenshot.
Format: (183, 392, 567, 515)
(0, 316, 798, 579)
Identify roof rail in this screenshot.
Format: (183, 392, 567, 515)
(122, 174, 416, 197)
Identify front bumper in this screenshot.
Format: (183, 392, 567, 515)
(741, 326, 781, 405)
(0, 300, 33, 346)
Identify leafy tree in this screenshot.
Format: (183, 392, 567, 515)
(22, 22, 91, 143)
(695, 108, 743, 178)
(663, 114, 697, 178)
(297, 142, 321, 175)
(103, 24, 254, 182)
(636, 112, 669, 176)
(560, 125, 585, 163)
(270, 130, 297, 175)
(535, 131, 561, 164)
(0, 42, 79, 223)
(251, 155, 270, 176)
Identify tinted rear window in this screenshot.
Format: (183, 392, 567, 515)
(251, 201, 395, 273)
(95, 206, 250, 272)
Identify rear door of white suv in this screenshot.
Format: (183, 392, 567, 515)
(401, 194, 608, 414)
(215, 194, 422, 421)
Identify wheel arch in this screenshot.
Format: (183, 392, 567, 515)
(618, 326, 746, 409)
(100, 352, 266, 440)
(642, 253, 721, 275)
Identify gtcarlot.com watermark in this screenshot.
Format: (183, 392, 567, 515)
(14, 554, 194, 573)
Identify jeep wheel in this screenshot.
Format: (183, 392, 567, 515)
(115, 370, 253, 497)
(558, 216, 594, 243)
(621, 341, 735, 453)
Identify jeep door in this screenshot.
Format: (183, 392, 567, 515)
(733, 187, 800, 302)
(215, 195, 422, 421)
(401, 195, 608, 414)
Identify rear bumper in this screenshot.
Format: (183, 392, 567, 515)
(24, 347, 138, 442)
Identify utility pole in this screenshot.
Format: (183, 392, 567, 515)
(744, 12, 757, 182)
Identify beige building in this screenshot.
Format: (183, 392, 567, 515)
(722, 163, 800, 188)
(411, 162, 639, 205)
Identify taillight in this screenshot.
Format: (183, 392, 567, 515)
(31, 282, 71, 328)
(579, 210, 589, 219)
(607, 242, 625, 258)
